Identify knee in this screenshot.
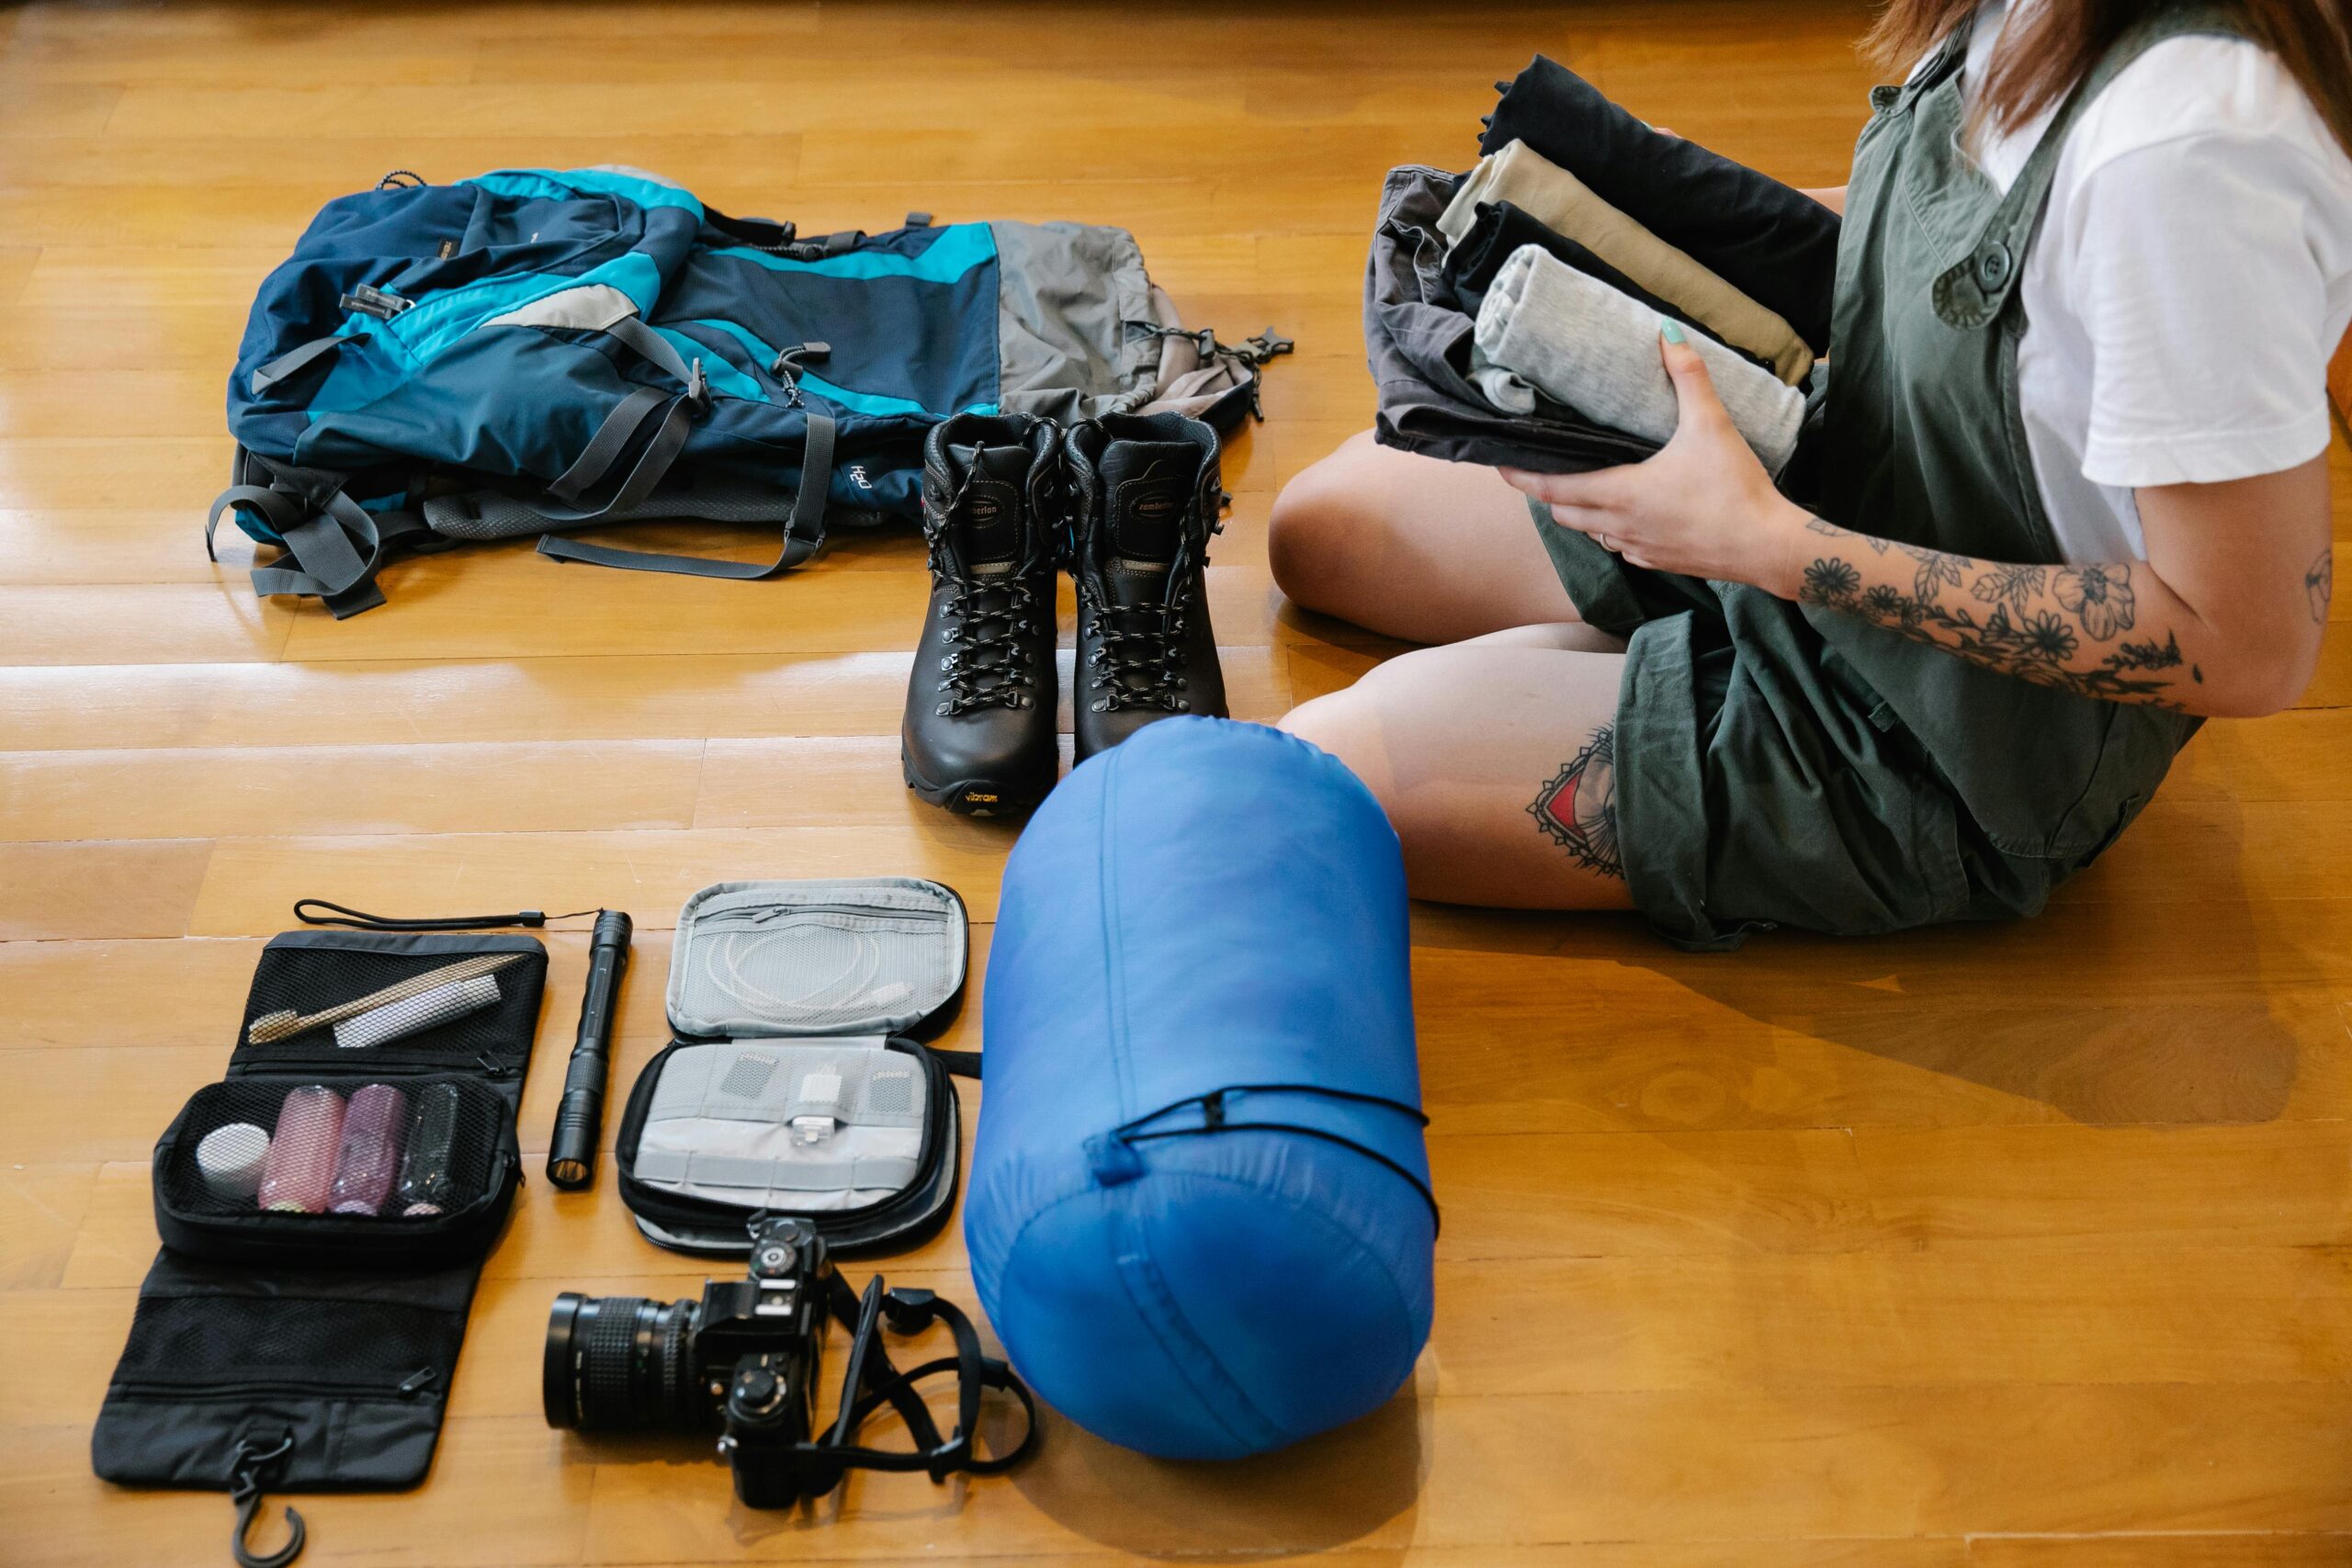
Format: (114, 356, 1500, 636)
(1278, 671, 1408, 822)
(1277, 687, 1351, 752)
(1278, 686, 1382, 793)
(1268, 436, 1377, 611)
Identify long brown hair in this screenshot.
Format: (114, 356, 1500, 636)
(1864, 0, 2352, 157)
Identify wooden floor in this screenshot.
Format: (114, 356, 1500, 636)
(5, 2, 2351, 1563)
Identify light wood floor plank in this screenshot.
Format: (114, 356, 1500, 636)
(0, 840, 212, 940)
(1970, 1538, 2352, 1566)
(3, 739, 709, 840)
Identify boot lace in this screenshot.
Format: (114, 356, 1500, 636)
(1086, 614, 1191, 713)
(935, 576, 1045, 716)
(1083, 542, 1199, 715)
(927, 463, 1043, 717)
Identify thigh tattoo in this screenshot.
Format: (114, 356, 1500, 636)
(1529, 724, 1623, 879)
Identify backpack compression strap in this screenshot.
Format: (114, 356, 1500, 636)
(525, 311, 834, 579)
(205, 304, 711, 617)
(205, 456, 440, 620)
(535, 405, 834, 580)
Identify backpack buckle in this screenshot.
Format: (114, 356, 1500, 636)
(338, 283, 412, 321)
(684, 356, 710, 412)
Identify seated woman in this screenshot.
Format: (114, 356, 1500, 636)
(1272, 0, 2351, 948)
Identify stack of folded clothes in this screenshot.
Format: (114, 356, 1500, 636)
(1366, 56, 1841, 486)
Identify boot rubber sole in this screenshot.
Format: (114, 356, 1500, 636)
(901, 751, 1053, 818)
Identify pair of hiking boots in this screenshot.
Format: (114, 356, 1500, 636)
(901, 410, 1227, 815)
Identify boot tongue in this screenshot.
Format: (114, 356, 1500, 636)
(947, 442, 1032, 573)
(1097, 440, 1196, 608)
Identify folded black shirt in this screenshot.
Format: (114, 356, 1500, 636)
(1480, 55, 1840, 349)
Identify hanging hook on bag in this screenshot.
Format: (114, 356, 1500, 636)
(227, 1434, 306, 1568)
(230, 1489, 305, 1568)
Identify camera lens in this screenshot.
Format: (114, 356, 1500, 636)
(543, 1292, 700, 1431)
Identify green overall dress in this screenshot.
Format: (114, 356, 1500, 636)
(1532, 4, 2233, 949)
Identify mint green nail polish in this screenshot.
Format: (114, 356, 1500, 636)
(1660, 320, 1687, 344)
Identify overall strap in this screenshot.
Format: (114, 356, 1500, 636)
(1935, 1, 2253, 328)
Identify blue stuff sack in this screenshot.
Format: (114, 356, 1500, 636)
(966, 717, 1435, 1460)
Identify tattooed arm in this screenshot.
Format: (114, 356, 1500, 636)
(1779, 460, 2331, 716)
(1501, 332, 2335, 719)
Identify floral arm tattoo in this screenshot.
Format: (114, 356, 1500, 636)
(1530, 724, 1623, 879)
(1793, 518, 2192, 706)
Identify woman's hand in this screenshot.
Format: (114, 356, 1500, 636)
(1499, 327, 1811, 594)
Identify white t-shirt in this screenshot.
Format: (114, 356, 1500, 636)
(1949, 0, 2352, 561)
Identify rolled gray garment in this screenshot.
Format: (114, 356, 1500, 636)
(1465, 350, 1537, 415)
(1474, 244, 1805, 477)
(334, 974, 502, 1051)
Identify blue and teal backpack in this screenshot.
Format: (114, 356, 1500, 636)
(211, 167, 1287, 615)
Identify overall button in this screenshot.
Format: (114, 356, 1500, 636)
(1976, 242, 2014, 290)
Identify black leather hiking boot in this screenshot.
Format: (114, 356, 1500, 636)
(900, 412, 1061, 815)
(1065, 412, 1228, 761)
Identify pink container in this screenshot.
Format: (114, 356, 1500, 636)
(328, 1084, 411, 1216)
(257, 1086, 345, 1213)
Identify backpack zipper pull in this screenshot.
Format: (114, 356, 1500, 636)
(397, 1367, 437, 1398)
(769, 342, 830, 408)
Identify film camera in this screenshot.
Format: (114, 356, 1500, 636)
(542, 1216, 1036, 1507)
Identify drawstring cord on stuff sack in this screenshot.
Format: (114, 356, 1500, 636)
(227, 1432, 304, 1568)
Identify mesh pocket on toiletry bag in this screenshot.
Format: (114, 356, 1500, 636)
(234, 935, 547, 1071)
(153, 1076, 517, 1268)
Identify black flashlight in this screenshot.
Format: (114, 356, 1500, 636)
(547, 908, 631, 1190)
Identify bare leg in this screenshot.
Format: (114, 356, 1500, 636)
(1270, 430, 1586, 644)
(1280, 630, 1636, 910)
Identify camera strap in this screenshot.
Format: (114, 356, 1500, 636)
(808, 1271, 1039, 1482)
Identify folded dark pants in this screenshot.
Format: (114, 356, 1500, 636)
(1481, 54, 1840, 348)
(1365, 164, 1658, 474)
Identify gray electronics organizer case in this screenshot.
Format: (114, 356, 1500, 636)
(614, 878, 977, 1257)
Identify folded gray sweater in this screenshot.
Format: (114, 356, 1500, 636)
(1473, 243, 1805, 476)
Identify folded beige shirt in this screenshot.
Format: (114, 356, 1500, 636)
(1439, 140, 1815, 384)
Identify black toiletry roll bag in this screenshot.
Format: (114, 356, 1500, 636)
(92, 931, 547, 1495)
(613, 878, 978, 1258)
